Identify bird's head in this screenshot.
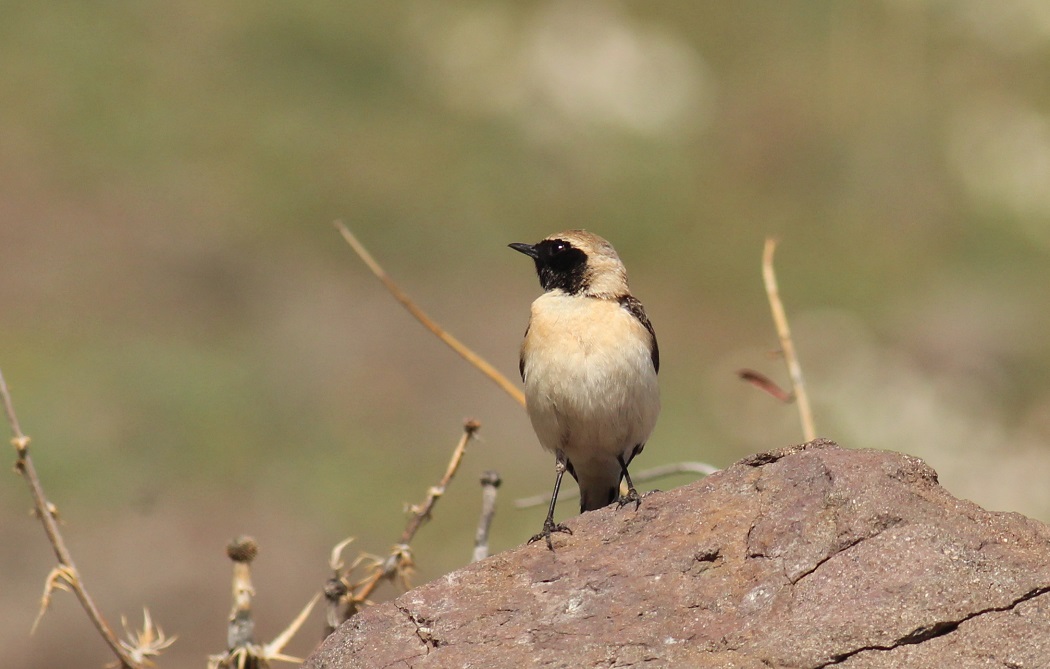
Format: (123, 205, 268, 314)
(509, 230, 629, 298)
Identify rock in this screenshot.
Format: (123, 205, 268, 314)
(303, 440, 1050, 668)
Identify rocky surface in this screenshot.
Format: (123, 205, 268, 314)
(304, 439, 1050, 668)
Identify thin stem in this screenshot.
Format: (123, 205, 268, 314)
(399, 419, 480, 545)
(762, 238, 816, 441)
(347, 570, 385, 612)
(335, 222, 526, 408)
(513, 461, 719, 509)
(225, 537, 257, 650)
(348, 419, 481, 610)
(472, 471, 501, 562)
(0, 369, 136, 669)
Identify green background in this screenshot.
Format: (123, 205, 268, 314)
(3, 2, 1049, 666)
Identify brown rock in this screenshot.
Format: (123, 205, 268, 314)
(304, 440, 1050, 668)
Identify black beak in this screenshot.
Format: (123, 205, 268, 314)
(508, 242, 539, 259)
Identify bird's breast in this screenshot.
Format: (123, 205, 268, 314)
(521, 293, 659, 456)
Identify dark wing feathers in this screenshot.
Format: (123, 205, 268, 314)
(618, 295, 659, 374)
(519, 323, 529, 381)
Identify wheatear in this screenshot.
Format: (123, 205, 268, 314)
(510, 230, 660, 549)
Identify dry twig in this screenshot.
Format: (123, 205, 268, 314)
(472, 471, 501, 562)
(208, 536, 318, 669)
(399, 418, 480, 545)
(1, 368, 148, 669)
(335, 222, 525, 408)
(761, 238, 816, 441)
(326, 419, 481, 630)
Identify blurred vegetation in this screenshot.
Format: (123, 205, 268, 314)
(2, 1, 1050, 666)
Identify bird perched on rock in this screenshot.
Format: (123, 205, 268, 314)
(509, 230, 660, 549)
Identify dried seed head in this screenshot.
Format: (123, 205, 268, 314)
(226, 536, 258, 563)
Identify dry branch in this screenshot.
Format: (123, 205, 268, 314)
(399, 418, 480, 545)
(335, 222, 525, 408)
(0, 368, 145, 669)
(472, 471, 501, 562)
(327, 419, 481, 628)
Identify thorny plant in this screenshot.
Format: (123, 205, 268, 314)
(117, 609, 177, 668)
(207, 536, 319, 669)
(323, 419, 480, 635)
(4, 228, 497, 666)
(2, 371, 320, 668)
(1, 368, 155, 669)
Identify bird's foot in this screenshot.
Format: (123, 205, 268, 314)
(528, 518, 573, 551)
(616, 488, 642, 510)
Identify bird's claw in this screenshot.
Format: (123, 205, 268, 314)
(616, 489, 642, 510)
(528, 519, 573, 550)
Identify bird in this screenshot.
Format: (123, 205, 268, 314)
(509, 230, 660, 549)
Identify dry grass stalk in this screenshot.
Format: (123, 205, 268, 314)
(0, 368, 152, 669)
(761, 238, 817, 441)
(334, 222, 525, 408)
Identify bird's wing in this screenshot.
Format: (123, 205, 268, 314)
(618, 295, 659, 374)
(518, 323, 530, 381)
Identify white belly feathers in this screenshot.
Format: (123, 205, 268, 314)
(521, 292, 660, 464)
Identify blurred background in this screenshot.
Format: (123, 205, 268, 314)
(3, 1, 1050, 666)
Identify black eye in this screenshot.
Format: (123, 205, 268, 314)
(551, 241, 569, 254)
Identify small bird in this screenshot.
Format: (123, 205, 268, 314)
(509, 230, 660, 549)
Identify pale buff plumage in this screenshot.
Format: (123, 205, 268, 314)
(521, 293, 659, 506)
(511, 230, 660, 543)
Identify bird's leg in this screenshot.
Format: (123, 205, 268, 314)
(616, 454, 642, 510)
(528, 452, 573, 550)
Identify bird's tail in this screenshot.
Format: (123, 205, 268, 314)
(576, 466, 622, 512)
(580, 485, 619, 512)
